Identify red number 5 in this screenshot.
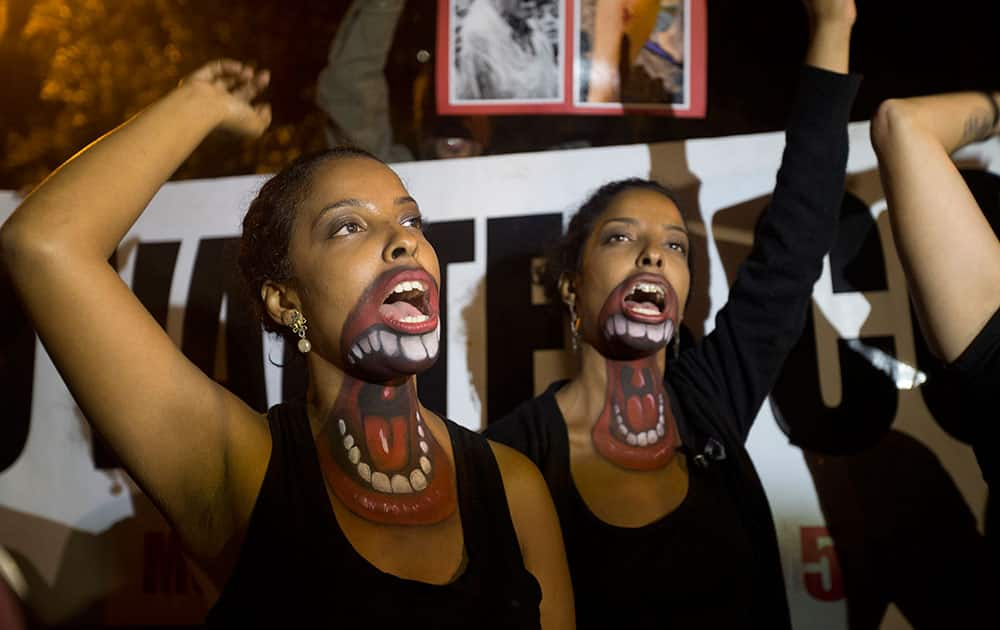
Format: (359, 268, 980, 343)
(801, 526, 844, 601)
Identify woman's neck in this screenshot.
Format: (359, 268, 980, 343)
(562, 346, 680, 471)
(306, 362, 456, 526)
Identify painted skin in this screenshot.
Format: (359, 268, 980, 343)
(590, 272, 682, 470)
(315, 265, 456, 525)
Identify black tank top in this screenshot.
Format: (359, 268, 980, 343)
(207, 401, 542, 628)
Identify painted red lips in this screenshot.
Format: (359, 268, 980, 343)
(596, 272, 679, 359)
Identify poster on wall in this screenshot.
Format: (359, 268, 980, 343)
(437, 0, 707, 116)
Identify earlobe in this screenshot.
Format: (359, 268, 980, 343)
(261, 280, 301, 328)
(558, 272, 577, 307)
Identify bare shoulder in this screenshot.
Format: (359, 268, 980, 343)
(487, 440, 550, 508)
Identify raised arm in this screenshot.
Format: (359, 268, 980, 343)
(677, 0, 859, 440)
(871, 92, 1000, 362)
(0, 61, 272, 570)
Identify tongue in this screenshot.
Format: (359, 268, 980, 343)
(625, 393, 658, 433)
(364, 415, 410, 472)
(625, 299, 660, 313)
(379, 301, 423, 320)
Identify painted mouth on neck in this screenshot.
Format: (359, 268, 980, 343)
(593, 362, 678, 470)
(318, 381, 456, 525)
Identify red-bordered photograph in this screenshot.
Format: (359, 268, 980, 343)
(437, 0, 707, 117)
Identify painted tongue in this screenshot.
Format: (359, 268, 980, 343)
(363, 415, 410, 472)
(379, 301, 423, 320)
(625, 393, 659, 432)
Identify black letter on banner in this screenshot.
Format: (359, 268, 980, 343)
(486, 214, 564, 422)
(183, 237, 267, 412)
(421, 219, 475, 415)
(92, 242, 182, 469)
(0, 267, 35, 473)
(770, 193, 898, 454)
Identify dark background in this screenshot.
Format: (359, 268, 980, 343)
(0, 0, 997, 190)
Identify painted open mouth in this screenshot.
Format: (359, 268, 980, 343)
(592, 363, 678, 471)
(318, 381, 455, 525)
(598, 273, 678, 356)
(341, 267, 441, 379)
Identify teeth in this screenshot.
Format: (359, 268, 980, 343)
(419, 456, 432, 474)
(614, 314, 627, 335)
(417, 425, 425, 438)
(648, 323, 665, 342)
(410, 469, 428, 491)
(371, 472, 392, 493)
(634, 282, 664, 296)
(338, 419, 346, 435)
(627, 319, 645, 338)
(400, 314, 430, 324)
(348, 446, 361, 464)
(357, 462, 371, 483)
(646, 429, 658, 444)
(380, 331, 399, 357)
(391, 474, 413, 494)
(359, 337, 371, 353)
(419, 440, 429, 454)
(422, 330, 439, 358)
(401, 336, 427, 361)
(605, 319, 615, 337)
(656, 424, 665, 437)
(618, 424, 628, 435)
(392, 280, 426, 294)
(626, 433, 637, 446)
(351, 345, 364, 360)
(368, 331, 381, 352)
(665, 320, 675, 344)
(343, 435, 354, 450)
(637, 432, 648, 447)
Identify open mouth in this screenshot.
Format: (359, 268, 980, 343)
(341, 268, 441, 378)
(317, 381, 456, 525)
(597, 273, 678, 356)
(592, 363, 678, 471)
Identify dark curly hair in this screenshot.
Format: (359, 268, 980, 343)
(238, 146, 382, 343)
(543, 177, 693, 302)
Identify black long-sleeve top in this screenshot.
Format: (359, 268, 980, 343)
(486, 66, 861, 629)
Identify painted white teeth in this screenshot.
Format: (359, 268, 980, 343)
(627, 319, 644, 338)
(357, 463, 372, 483)
(419, 456, 432, 474)
(419, 440, 429, 454)
(605, 319, 615, 337)
(614, 314, 627, 335)
(410, 469, 428, 491)
(379, 330, 399, 357)
(348, 446, 361, 464)
(343, 435, 354, 450)
(371, 472, 392, 493)
(391, 474, 413, 494)
(359, 337, 371, 353)
(401, 336, 427, 361)
(422, 330, 439, 358)
(337, 419, 346, 435)
(665, 320, 675, 343)
(368, 331, 381, 352)
(351, 345, 364, 360)
(648, 323, 664, 342)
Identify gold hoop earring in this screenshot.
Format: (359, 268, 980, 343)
(289, 310, 311, 354)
